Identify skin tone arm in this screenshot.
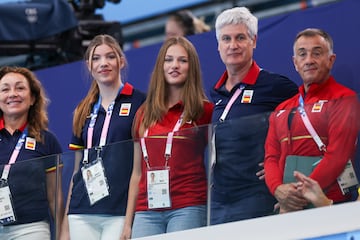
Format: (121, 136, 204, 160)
(47, 166, 65, 240)
(294, 171, 333, 207)
(274, 183, 308, 213)
(59, 150, 82, 240)
(120, 142, 142, 240)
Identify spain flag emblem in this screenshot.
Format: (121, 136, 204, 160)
(312, 101, 324, 112)
(25, 137, 36, 150)
(119, 103, 131, 116)
(241, 90, 254, 104)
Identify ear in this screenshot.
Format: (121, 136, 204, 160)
(30, 95, 36, 106)
(86, 60, 91, 73)
(328, 53, 336, 69)
(252, 35, 257, 49)
(119, 56, 125, 69)
(292, 56, 299, 72)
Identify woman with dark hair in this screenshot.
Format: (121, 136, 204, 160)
(0, 66, 63, 239)
(165, 10, 210, 40)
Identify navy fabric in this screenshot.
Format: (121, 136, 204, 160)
(0, 129, 62, 225)
(210, 70, 298, 200)
(68, 86, 146, 216)
(0, 0, 77, 41)
(210, 190, 276, 225)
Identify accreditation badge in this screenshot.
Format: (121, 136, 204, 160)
(147, 168, 171, 209)
(0, 181, 16, 225)
(337, 160, 359, 195)
(81, 158, 110, 205)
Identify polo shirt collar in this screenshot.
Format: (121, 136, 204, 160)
(214, 61, 261, 90)
(0, 116, 27, 132)
(299, 76, 335, 96)
(169, 101, 184, 110)
(119, 82, 133, 96)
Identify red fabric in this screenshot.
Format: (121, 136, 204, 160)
(213, 61, 260, 90)
(0, 116, 27, 131)
(135, 101, 213, 211)
(265, 76, 359, 203)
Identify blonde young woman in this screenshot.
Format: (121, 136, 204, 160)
(61, 34, 145, 240)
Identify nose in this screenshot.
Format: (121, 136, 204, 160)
(304, 51, 316, 64)
(100, 57, 108, 67)
(9, 88, 19, 97)
(229, 39, 239, 49)
(171, 59, 180, 68)
(304, 56, 315, 67)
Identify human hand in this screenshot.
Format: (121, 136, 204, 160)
(274, 183, 308, 213)
(256, 162, 265, 180)
(120, 224, 132, 240)
(294, 171, 332, 207)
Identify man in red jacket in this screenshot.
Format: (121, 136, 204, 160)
(264, 28, 359, 213)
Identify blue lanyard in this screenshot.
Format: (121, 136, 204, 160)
(84, 84, 124, 163)
(1, 128, 28, 180)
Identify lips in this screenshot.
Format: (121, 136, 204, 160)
(304, 67, 317, 72)
(7, 100, 21, 105)
(169, 71, 180, 77)
(99, 69, 111, 74)
(228, 52, 241, 57)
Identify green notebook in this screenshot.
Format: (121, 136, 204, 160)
(283, 155, 323, 183)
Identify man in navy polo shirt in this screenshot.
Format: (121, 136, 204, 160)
(209, 7, 298, 224)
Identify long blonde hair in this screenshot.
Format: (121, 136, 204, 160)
(136, 37, 208, 136)
(72, 34, 127, 137)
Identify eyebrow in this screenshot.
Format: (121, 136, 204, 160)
(297, 46, 323, 51)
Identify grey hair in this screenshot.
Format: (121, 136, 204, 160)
(293, 28, 334, 55)
(215, 7, 258, 41)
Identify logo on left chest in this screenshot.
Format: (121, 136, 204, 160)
(311, 100, 327, 112)
(25, 137, 36, 150)
(241, 90, 254, 103)
(119, 103, 131, 116)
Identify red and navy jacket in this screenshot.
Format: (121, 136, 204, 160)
(265, 76, 359, 203)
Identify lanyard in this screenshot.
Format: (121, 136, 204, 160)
(298, 95, 326, 152)
(83, 84, 123, 163)
(140, 112, 184, 169)
(1, 128, 28, 181)
(219, 84, 246, 122)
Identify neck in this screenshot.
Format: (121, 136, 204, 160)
(167, 86, 182, 108)
(303, 76, 329, 94)
(98, 81, 122, 109)
(4, 115, 27, 135)
(304, 84, 310, 93)
(225, 61, 252, 91)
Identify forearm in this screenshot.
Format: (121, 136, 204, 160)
(121, 174, 140, 240)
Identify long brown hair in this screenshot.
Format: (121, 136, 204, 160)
(0, 66, 49, 142)
(137, 37, 208, 136)
(72, 34, 127, 137)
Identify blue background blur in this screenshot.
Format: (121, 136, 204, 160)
(0, 0, 209, 24)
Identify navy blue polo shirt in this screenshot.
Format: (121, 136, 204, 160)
(68, 82, 146, 215)
(0, 119, 62, 225)
(210, 62, 298, 200)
